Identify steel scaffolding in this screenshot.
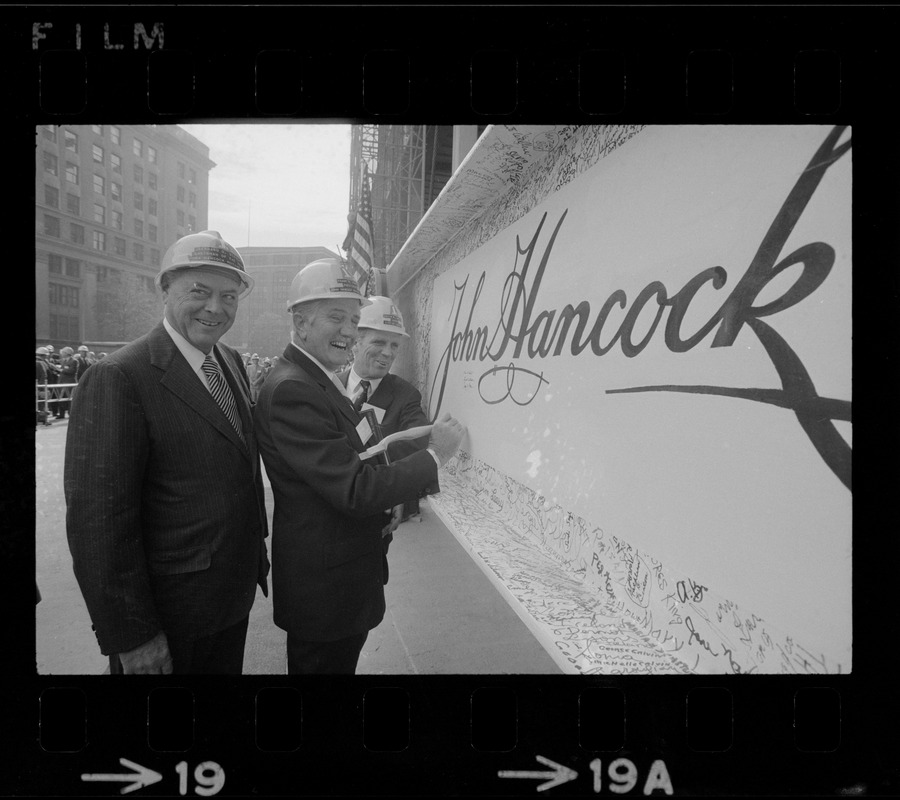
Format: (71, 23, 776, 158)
(349, 125, 427, 271)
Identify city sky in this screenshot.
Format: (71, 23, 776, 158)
(179, 123, 352, 253)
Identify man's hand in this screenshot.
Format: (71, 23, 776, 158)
(382, 504, 403, 537)
(428, 411, 465, 467)
(117, 631, 173, 675)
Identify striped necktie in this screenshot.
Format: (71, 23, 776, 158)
(201, 354, 245, 443)
(353, 379, 371, 413)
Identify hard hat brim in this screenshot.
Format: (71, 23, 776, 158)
(287, 294, 372, 312)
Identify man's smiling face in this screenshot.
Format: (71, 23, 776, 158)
(163, 268, 240, 354)
(296, 299, 360, 370)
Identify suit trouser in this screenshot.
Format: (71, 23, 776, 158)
(109, 616, 250, 675)
(286, 631, 369, 674)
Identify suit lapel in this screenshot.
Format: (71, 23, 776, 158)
(285, 345, 360, 429)
(367, 375, 394, 411)
(150, 324, 249, 456)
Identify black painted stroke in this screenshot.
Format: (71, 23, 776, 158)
(607, 316, 852, 492)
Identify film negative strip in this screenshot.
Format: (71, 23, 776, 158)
(5, 4, 898, 798)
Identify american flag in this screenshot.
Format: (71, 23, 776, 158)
(343, 162, 375, 295)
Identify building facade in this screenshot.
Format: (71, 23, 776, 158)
(224, 246, 340, 357)
(35, 124, 214, 348)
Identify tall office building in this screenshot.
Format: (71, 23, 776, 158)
(35, 124, 213, 349)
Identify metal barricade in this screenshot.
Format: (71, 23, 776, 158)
(36, 381, 78, 421)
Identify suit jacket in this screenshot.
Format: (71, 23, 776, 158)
(253, 344, 440, 641)
(64, 321, 270, 656)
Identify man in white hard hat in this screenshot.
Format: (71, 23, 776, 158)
(254, 258, 465, 674)
(338, 296, 435, 551)
(65, 231, 270, 675)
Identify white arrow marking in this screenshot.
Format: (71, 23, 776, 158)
(499, 754, 578, 792)
(81, 758, 164, 795)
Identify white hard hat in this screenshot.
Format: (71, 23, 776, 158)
(358, 296, 409, 338)
(77, 345, 88, 352)
(286, 258, 371, 311)
(157, 230, 254, 298)
(36, 346, 49, 355)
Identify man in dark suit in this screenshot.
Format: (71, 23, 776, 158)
(254, 259, 464, 674)
(338, 296, 435, 550)
(65, 231, 270, 675)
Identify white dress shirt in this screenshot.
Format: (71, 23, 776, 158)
(163, 317, 224, 395)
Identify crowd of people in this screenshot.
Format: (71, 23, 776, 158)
(58, 229, 465, 675)
(35, 345, 108, 424)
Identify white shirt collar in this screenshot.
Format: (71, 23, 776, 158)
(347, 366, 383, 400)
(290, 342, 351, 398)
(163, 317, 221, 379)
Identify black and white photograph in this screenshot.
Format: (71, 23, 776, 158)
(35, 122, 852, 677)
(12, 5, 897, 798)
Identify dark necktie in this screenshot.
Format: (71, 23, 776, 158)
(353, 379, 371, 413)
(201, 354, 245, 443)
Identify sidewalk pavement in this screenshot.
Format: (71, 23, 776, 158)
(35, 421, 560, 675)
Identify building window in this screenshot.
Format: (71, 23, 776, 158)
(112, 209, 123, 230)
(93, 174, 105, 195)
(148, 223, 158, 243)
(92, 230, 106, 251)
(64, 130, 78, 151)
(188, 168, 196, 185)
(48, 253, 62, 273)
(110, 125, 120, 145)
(44, 185, 59, 208)
(43, 125, 57, 142)
(92, 124, 103, 136)
(148, 145, 157, 164)
(66, 193, 80, 215)
(43, 151, 58, 176)
(93, 203, 105, 225)
(111, 182, 122, 202)
(49, 283, 80, 309)
(134, 219, 143, 238)
(70, 223, 84, 245)
(65, 162, 78, 184)
(133, 138, 143, 158)
(133, 243, 144, 262)
(178, 162, 185, 179)
(111, 152, 121, 174)
(148, 172, 158, 190)
(176, 209, 185, 226)
(148, 198, 158, 217)
(65, 258, 80, 277)
(97, 266, 121, 283)
(134, 192, 143, 211)
(44, 215, 60, 237)
(150, 248, 160, 267)
(189, 191, 196, 209)
(177, 185, 185, 203)
(92, 144, 104, 163)
(188, 215, 196, 232)
(134, 164, 143, 184)
(50, 313, 80, 341)
(114, 237, 126, 256)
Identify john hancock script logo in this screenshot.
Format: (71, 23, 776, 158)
(430, 126, 851, 491)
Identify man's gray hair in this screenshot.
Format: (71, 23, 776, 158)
(290, 300, 326, 343)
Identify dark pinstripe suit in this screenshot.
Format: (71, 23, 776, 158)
(64, 322, 270, 660)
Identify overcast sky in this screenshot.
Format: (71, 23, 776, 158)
(179, 123, 352, 252)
